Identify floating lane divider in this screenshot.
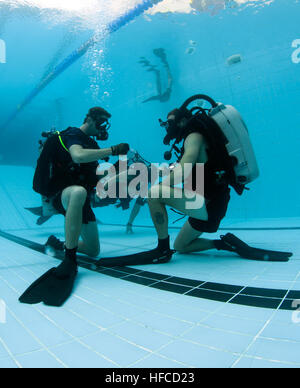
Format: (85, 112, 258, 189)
(1, 0, 164, 130)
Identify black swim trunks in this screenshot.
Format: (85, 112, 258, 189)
(52, 191, 96, 224)
(188, 186, 230, 233)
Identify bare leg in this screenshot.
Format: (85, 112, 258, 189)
(61, 186, 87, 250)
(128, 200, 142, 225)
(53, 186, 88, 278)
(78, 222, 100, 257)
(147, 184, 207, 241)
(127, 200, 142, 234)
(142, 67, 162, 103)
(174, 220, 215, 254)
(147, 197, 169, 240)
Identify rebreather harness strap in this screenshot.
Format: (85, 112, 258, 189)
(56, 131, 69, 153)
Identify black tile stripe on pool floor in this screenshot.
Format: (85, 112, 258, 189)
(0, 230, 298, 311)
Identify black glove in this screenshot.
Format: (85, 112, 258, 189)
(111, 143, 130, 156)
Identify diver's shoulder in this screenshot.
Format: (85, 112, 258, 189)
(185, 131, 204, 144)
(62, 127, 81, 135)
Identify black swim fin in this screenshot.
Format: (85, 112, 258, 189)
(19, 266, 77, 307)
(95, 248, 175, 268)
(36, 216, 52, 225)
(220, 233, 292, 262)
(25, 207, 53, 225)
(25, 206, 43, 216)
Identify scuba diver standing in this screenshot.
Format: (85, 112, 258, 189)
(19, 107, 130, 306)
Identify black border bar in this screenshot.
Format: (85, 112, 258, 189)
(0, 230, 298, 311)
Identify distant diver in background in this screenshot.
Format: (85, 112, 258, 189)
(139, 48, 173, 103)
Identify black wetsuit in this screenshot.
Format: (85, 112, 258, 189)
(179, 130, 231, 233)
(51, 127, 100, 224)
(188, 160, 230, 233)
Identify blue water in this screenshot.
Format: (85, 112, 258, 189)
(0, 0, 299, 224)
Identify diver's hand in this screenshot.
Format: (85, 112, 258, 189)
(111, 143, 130, 156)
(126, 223, 133, 234)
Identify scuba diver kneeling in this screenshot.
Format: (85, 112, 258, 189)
(19, 107, 131, 307)
(146, 94, 292, 263)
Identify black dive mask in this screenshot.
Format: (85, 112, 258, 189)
(95, 118, 111, 141)
(160, 94, 219, 161)
(159, 119, 178, 145)
(159, 108, 183, 146)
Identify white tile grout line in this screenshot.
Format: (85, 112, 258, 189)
(123, 277, 300, 366)
(0, 284, 288, 365)
(0, 245, 141, 360)
(75, 281, 300, 365)
(0, 232, 150, 255)
(1, 251, 191, 366)
(32, 308, 120, 367)
(232, 354, 300, 368)
(0, 337, 22, 368)
(0, 184, 30, 230)
(82, 271, 295, 330)
(127, 339, 196, 368)
(230, 269, 300, 368)
(4, 244, 211, 326)
(4, 227, 300, 262)
(0, 268, 123, 367)
(82, 281, 225, 327)
(3, 302, 300, 369)
(1, 273, 121, 367)
(2, 237, 300, 367)
(2, 236, 297, 321)
(127, 290, 262, 367)
(0, 262, 237, 368)
(0, 277, 68, 368)
(37, 264, 300, 340)
(69, 294, 193, 367)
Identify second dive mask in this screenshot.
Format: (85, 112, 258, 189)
(159, 109, 184, 146)
(160, 94, 219, 161)
(159, 107, 192, 161)
(95, 117, 111, 141)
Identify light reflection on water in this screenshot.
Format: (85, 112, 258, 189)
(0, 0, 275, 28)
(0, 0, 276, 105)
(0, 0, 144, 30)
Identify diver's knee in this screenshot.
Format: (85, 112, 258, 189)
(174, 240, 187, 254)
(86, 245, 100, 258)
(148, 185, 162, 201)
(70, 186, 87, 204)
